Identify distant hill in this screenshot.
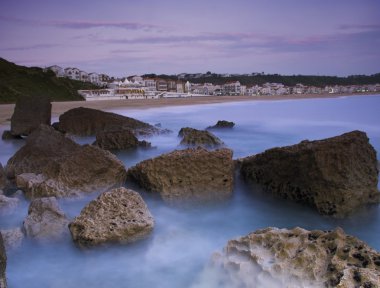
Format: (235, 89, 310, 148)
(0, 58, 98, 104)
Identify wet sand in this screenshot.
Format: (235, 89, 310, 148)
(0, 93, 378, 126)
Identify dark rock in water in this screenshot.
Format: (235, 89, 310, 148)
(69, 187, 154, 248)
(10, 95, 51, 136)
(210, 227, 380, 288)
(207, 120, 235, 129)
(56, 107, 159, 136)
(1, 131, 22, 140)
(128, 148, 234, 203)
(0, 232, 6, 288)
(6, 125, 127, 199)
(23, 197, 70, 240)
(178, 127, 224, 148)
(93, 129, 151, 150)
(240, 130, 379, 217)
(0, 164, 6, 191)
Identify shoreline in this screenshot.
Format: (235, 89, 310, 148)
(0, 92, 379, 126)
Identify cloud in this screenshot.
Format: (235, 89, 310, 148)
(0, 43, 60, 51)
(339, 24, 380, 31)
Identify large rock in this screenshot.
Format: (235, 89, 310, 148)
(178, 127, 224, 148)
(56, 107, 159, 136)
(6, 125, 127, 199)
(69, 187, 154, 248)
(240, 131, 379, 217)
(93, 129, 151, 150)
(0, 164, 6, 190)
(207, 120, 235, 129)
(0, 228, 24, 250)
(23, 197, 70, 240)
(128, 148, 234, 203)
(10, 95, 51, 136)
(0, 232, 6, 288)
(210, 227, 380, 288)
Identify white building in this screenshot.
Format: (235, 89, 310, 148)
(88, 73, 100, 84)
(64, 67, 80, 81)
(45, 65, 65, 77)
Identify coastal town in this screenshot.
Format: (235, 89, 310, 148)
(45, 65, 380, 101)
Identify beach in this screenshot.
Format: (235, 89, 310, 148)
(0, 93, 378, 126)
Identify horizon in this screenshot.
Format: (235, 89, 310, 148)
(0, 0, 379, 77)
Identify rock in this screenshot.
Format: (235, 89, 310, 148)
(178, 127, 224, 148)
(0, 195, 19, 212)
(210, 227, 380, 288)
(207, 120, 235, 129)
(1, 131, 22, 140)
(0, 232, 6, 288)
(128, 148, 234, 203)
(0, 228, 24, 250)
(69, 187, 154, 248)
(240, 131, 379, 217)
(10, 95, 51, 136)
(23, 197, 69, 240)
(93, 129, 151, 150)
(7, 125, 127, 199)
(0, 164, 6, 190)
(56, 107, 159, 136)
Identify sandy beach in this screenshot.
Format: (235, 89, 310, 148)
(0, 93, 378, 126)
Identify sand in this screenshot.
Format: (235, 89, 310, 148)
(0, 93, 378, 126)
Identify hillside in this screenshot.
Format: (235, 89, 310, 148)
(0, 58, 98, 104)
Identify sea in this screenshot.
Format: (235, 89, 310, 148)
(1, 94, 379, 288)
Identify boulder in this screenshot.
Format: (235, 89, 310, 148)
(1, 131, 22, 140)
(7, 125, 127, 199)
(128, 148, 234, 203)
(23, 197, 69, 240)
(0, 195, 19, 212)
(178, 127, 224, 148)
(207, 120, 235, 129)
(0, 233, 6, 288)
(0, 228, 24, 250)
(69, 187, 154, 248)
(56, 107, 159, 136)
(93, 129, 151, 150)
(0, 164, 6, 190)
(240, 131, 379, 217)
(210, 227, 380, 288)
(10, 95, 51, 136)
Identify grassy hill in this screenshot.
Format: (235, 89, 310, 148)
(0, 58, 98, 104)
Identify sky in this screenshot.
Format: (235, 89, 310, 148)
(0, 0, 379, 77)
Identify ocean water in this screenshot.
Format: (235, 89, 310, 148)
(1, 95, 380, 288)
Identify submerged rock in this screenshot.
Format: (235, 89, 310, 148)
(10, 95, 51, 136)
(0, 232, 6, 288)
(69, 187, 154, 248)
(56, 107, 159, 136)
(240, 130, 379, 217)
(207, 120, 235, 129)
(23, 197, 70, 240)
(7, 125, 127, 199)
(0, 228, 24, 250)
(178, 127, 224, 148)
(93, 129, 151, 150)
(0, 195, 19, 212)
(210, 227, 380, 288)
(128, 148, 234, 203)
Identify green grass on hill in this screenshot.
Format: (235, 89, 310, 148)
(0, 58, 98, 104)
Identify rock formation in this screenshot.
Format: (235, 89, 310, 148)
(69, 187, 154, 248)
(10, 95, 51, 136)
(0, 195, 19, 211)
(240, 131, 379, 217)
(178, 127, 224, 148)
(127, 148, 234, 203)
(0, 232, 6, 288)
(207, 120, 235, 129)
(6, 125, 127, 199)
(93, 129, 151, 150)
(23, 197, 70, 240)
(0, 164, 6, 190)
(0, 228, 24, 250)
(1, 131, 22, 140)
(210, 227, 380, 288)
(56, 107, 159, 136)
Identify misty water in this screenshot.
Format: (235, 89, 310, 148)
(1, 95, 380, 287)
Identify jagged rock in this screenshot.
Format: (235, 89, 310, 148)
(7, 125, 127, 199)
(178, 127, 224, 148)
(23, 197, 69, 240)
(0, 164, 6, 190)
(0, 233, 6, 288)
(10, 95, 51, 136)
(0, 195, 19, 212)
(128, 148, 234, 203)
(210, 227, 380, 288)
(56, 107, 159, 136)
(69, 187, 154, 248)
(207, 120, 235, 129)
(93, 129, 151, 150)
(0, 228, 24, 250)
(240, 131, 379, 217)
(1, 131, 22, 140)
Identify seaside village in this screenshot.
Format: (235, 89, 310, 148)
(45, 65, 380, 101)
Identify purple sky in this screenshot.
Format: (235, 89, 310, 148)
(0, 0, 379, 77)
